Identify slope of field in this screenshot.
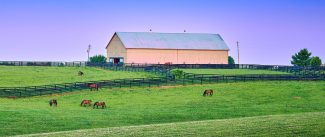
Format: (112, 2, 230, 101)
(0, 81, 324, 136)
(18, 112, 325, 137)
(180, 69, 291, 75)
(0, 66, 156, 87)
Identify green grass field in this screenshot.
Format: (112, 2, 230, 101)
(180, 69, 291, 75)
(1, 81, 324, 136)
(19, 112, 325, 137)
(0, 66, 156, 87)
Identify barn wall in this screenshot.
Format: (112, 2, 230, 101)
(125, 49, 228, 64)
(106, 34, 127, 61)
(178, 50, 228, 64)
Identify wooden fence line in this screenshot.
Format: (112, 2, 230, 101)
(1, 64, 325, 98)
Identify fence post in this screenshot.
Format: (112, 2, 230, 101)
(192, 74, 194, 85)
(182, 74, 185, 86)
(148, 78, 151, 87)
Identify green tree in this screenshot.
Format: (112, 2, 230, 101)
(89, 55, 107, 63)
(291, 48, 312, 67)
(310, 56, 322, 67)
(228, 56, 235, 64)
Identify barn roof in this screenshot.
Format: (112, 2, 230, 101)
(110, 32, 229, 50)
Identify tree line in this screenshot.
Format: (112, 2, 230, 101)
(228, 48, 322, 67)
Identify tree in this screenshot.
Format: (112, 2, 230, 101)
(310, 56, 322, 67)
(89, 55, 107, 63)
(228, 56, 235, 64)
(291, 48, 312, 67)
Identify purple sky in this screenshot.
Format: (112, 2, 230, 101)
(0, 0, 324, 65)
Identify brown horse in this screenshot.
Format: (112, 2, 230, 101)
(80, 99, 92, 107)
(93, 101, 106, 109)
(203, 89, 213, 96)
(78, 71, 84, 76)
(49, 99, 58, 107)
(88, 83, 99, 91)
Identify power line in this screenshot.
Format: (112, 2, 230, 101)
(237, 41, 240, 64)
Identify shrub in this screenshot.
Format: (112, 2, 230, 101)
(171, 69, 184, 79)
(228, 56, 235, 64)
(89, 55, 107, 63)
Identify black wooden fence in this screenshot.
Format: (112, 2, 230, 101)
(0, 61, 87, 67)
(1, 73, 324, 98)
(88, 63, 325, 76)
(1, 63, 325, 98)
(180, 73, 325, 85)
(0, 77, 169, 98)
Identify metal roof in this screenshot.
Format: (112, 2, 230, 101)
(114, 32, 229, 50)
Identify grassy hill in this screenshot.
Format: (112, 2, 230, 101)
(0, 66, 156, 87)
(1, 81, 324, 136)
(180, 69, 291, 75)
(18, 112, 325, 137)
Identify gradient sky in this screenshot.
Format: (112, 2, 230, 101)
(0, 0, 324, 65)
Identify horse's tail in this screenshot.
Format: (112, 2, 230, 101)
(103, 102, 106, 108)
(49, 100, 52, 106)
(93, 102, 98, 109)
(203, 90, 206, 96)
(80, 100, 84, 106)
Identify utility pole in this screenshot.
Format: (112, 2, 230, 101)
(87, 44, 91, 62)
(237, 41, 240, 64)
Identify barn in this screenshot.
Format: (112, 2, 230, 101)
(105, 32, 229, 64)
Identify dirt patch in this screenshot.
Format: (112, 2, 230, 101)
(293, 96, 302, 100)
(159, 85, 183, 89)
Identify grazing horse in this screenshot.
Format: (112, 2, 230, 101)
(203, 89, 213, 96)
(49, 99, 58, 107)
(80, 99, 92, 107)
(93, 101, 106, 109)
(78, 71, 84, 76)
(88, 83, 99, 91)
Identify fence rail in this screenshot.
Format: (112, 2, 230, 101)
(1, 73, 324, 98)
(87, 63, 325, 76)
(0, 77, 169, 98)
(1, 63, 325, 98)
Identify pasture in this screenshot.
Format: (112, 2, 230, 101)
(180, 69, 291, 75)
(18, 112, 325, 137)
(1, 81, 324, 136)
(0, 66, 156, 87)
